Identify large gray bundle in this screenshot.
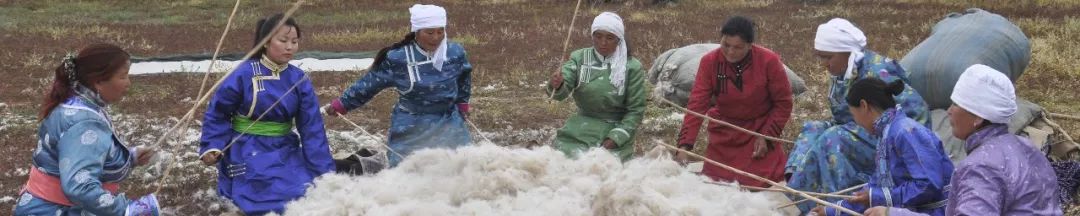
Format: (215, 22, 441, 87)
(648, 44, 807, 107)
(901, 8, 1031, 109)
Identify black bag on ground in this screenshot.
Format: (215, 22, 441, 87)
(334, 148, 386, 176)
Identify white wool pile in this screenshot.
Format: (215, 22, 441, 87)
(283, 144, 782, 216)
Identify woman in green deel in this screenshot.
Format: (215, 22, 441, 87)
(547, 12, 646, 161)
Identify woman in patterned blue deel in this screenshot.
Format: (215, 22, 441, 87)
(14, 44, 160, 216)
(323, 4, 473, 167)
(786, 18, 932, 213)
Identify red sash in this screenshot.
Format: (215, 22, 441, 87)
(23, 167, 119, 206)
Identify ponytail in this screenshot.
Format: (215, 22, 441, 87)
(39, 44, 130, 120)
(371, 32, 416, 70)
(40, 58, 76, 120)
(845, 78, 904, 110)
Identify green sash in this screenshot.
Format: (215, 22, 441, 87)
(231, 116, 293, 136)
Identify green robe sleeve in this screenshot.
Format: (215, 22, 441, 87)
(606, 59, 646, 147)
(548, 49, 584, 101)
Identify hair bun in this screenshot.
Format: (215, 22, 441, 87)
(886, 80, 905, 96)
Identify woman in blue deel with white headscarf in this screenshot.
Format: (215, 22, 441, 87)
(323, 4, 473, 167)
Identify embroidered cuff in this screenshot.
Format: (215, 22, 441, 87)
(881, 187, 894, 208)
(200, 149, 222, 159)
(824, 200, 845, 216)
(606, 128, 631, 146)
(130, 146, 139, 161)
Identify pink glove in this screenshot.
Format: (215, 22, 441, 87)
(457, 103, 470, 120)
(321, 99, 348, 116)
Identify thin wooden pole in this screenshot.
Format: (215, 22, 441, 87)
(737, 184, 858, 199)
(658, 142, 861, 215)
(776, 183, 867, 209)
(547, 0, 584, 110)
(655, 96, 794, 144)
(151, 0, 306, 148)
(336, 115, 404, 159)
(152, 0, 307, 194)
(1050, 112, 1080, 121)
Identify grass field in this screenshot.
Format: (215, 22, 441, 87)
(1, 0, 1078, 215)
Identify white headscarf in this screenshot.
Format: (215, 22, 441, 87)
(591, 12, 628, 95)
(951, 64, 1017, 124)
(409, 4, 449, 71)
(814, 18, 867, 80)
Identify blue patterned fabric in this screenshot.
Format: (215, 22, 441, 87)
(822, 108, 953, 216)
(827, 50, 929, 127)
(338, 42, 472, 166)
(786, 50, 931, 213)
(15, 86, 135, 216)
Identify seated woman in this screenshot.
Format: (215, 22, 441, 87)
(786, 18, 931, 213)
(863, 65, 1062, 216)
(547, 12, 646, 161)
(14, 44, 160, 216)
(811, 78, 953, 216)
(675, 16, 792, 187)
(323, 4, 474, 166)
(198, 14, 335, 215)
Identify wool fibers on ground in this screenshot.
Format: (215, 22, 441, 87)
(283, 144, 782, 216)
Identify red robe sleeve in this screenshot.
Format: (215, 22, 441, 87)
(759, 53, 793, 142)
(677, 50, 719, 146)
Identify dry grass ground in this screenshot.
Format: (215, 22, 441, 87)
(1, 0, 1078, 215)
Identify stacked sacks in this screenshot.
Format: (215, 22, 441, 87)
(648, 44, 807, 107)
(909, 12, 1080, 205)
(907, 8, 1080, 203)
(899, 8, 1069, 163)
(901, 8, 1031, 110)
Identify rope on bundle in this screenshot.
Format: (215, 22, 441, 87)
(1044, 114, 1077, 145)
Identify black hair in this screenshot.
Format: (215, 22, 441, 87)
(41, 44, 129, 120)
(846, 78, 905, 110)
(371, 32, 417, 70)
(253, 13, 301, 58)
(720, 16, 755, 43)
